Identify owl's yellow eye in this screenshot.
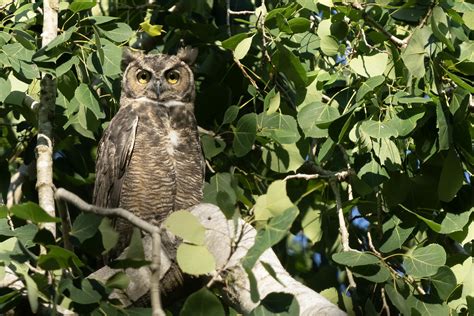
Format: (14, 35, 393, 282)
(137, 70, 151, 84)
(165, 70, 180, 84)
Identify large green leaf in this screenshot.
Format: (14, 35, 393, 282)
(98, 23, 133, 43)
(430, 266, 457, 300)
(242, 207, 298, 270)
(163, 210, 206, 245)
(69, 0, 96, 12)
(38, 246, 84, 270)
(297, 101, 340, 136)
(359, 120, 397, 139)
(332, 251, 379, 267)
(234, 35, 254, 60)
(274, 44, 307, 87)
(180, 288, 225, 316)
(9, 202, 60, 223)
(403, 244, 446, 278)
(70, 84, 105, 120)
(70, 213, 102, 243)
(438, 149, 463, 202)
(258, 113, 300, 144)
(320, 35, 339, 56)
(401, 27, 431, 78)
(356, 76, 385, 101)
(177, 244, 215, 275)
(254, 180, 295, 221)
(349, 53, 388, 78)
(250, 292, 300, 316)
(261, 143, 305, 173)
(203, 173, 237, 218)
(439, 210, 472, 234)
(233, 113, 257, 157)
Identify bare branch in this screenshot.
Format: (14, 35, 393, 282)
(234, 58, 259, 89)
(228, 9, 255, 15)
(36, 0, 59, 237)
(330, 179, 357, 290)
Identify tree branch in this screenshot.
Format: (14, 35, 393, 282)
(54, 188, 165, 316)
(36, 0, 59, 237)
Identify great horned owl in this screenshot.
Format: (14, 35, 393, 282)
(93, 47, 204, 254)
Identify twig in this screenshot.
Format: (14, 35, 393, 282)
(54, 188, 165, 316)
(0, 1, 14, 10)
(367, 231, 381, 257)
(228, 9, 255, 15)
(234, 58, 258, 89)
(351, 1, 408, 48)
(55, 197, 72, 251)
(330, 179, 357, 290)
(380, 287, 390, 316)
(7, 164, 33, 208)
(284, 169, 353, 182)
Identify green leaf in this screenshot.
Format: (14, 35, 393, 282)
(101, 43, 122, 76)
(297, 101, 340, 136)
(38, 245, 84, 270)
(258, 113, 300, 144)
(254, 180, 294, 221)
(401, 27, 431, 78)
(380, 224, 414, 253)
(302, 208, 322, 244)
(439, 210, 472, 234)
(106, 272, 130, 290)
(385, 284, 409, 315)
(319, 35, 339, 56)
(2, 43, 34, 61)
(24, 274, 38, 313)
(406, 296, 449, 315)
(177, 244, 215, 275)
(332, 251, 379, 267)
(431, 7, 454, 52)
(0, 78, 11, 102)
(99, 218, 119, 252)
(9, 202, 60, 223)
(163, 210, 205, 245)
(400, 205, 442, 232)
(42, 26, 77, 51)
(359, 120, 397, 139)
(180, 288, 225, 316)
(431, 266, 457, 300)
(98, 23, 133, 43)
(352, 264, 391, 283)
(274, 44, 307, 87)
(70, 84, 105, 120)
(349, 53, 389, 78)
(462, 11, 474, 30)
(242, 207, 299, 270)
(126, 228, 144, 260)
(356, 76, 385, 101)
(201, 134, 225, 159)
(234, 36, 254, 60)
(222, 105, 239, 124)
(403, 244, 446, 278)
(264, 88, 280, 114)
(438, 149, 463, 202)
(358, 159, 389, 187)
(139, 20, 163, 37)
(250, 292, 300, 315)
(69, 0, 96, 12)
(70, 213, 102, 243)
(288, 17, 310, 33)
(221, 33, 249, 50)
(65, 279, 102, 304)
(261, 143, 305, 173)
(56, 55, 79, 77)
(233, 113, 257, 157)
(203, 173, 237, 218)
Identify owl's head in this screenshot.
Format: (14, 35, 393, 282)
(120, 47, 197, 108)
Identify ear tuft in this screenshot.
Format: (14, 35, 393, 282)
(121, 47, 143, 71)
(176, 46, 198, 65)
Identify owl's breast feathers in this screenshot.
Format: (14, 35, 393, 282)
(93, 101, 204, 226)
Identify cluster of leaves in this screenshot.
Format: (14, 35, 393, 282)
(1, 0, 473, 315)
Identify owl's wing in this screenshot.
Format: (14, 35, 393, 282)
(93, 110, 139, 208)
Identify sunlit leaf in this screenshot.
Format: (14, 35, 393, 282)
(177, 244, 215, 275)
(403, 244, 446, 278)
(164, 210, 206, 245)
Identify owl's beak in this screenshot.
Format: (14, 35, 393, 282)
(155, 81, 161, 96)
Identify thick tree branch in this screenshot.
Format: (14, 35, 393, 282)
(83, 199, 346, 315)
(36, 0, 58, 237)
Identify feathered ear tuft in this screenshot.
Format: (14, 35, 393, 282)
(177, 46, 198, 65)
(121, 47, 143, 71)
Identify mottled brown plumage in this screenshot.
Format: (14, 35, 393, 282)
(93, 48, 204, 253)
